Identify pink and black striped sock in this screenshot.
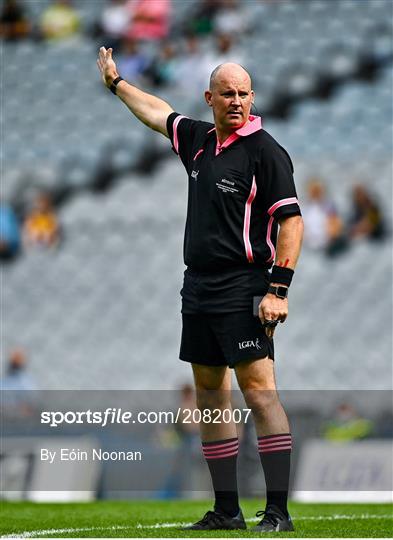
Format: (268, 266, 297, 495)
(258, 433, 292, 517)
(202, 437, 240, 517)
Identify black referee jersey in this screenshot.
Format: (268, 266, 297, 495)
(167, 112, 301, 313)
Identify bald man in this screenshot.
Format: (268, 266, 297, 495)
(97, 48, 303, 532)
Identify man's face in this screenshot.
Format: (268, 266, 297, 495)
(205, 68, 254, 135)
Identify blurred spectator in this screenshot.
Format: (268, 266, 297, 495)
(40, 0, 80, 41)
(213, 0, 249, 36)
(1, 349, 37, 418)
(117, 37, 149, 82)
(125, 0, 171, 41)
(160, 383, 200, 498)
(348, 184, 386, 242)
(187, 0, 221, 36)
(94, 0, 130, 50)
(0, 201, 21, 262)
(23, 192, 60, 250)
(1, 349, 36, 391)
(203, 33, 245, 83)
(144, 39, 179, 87)
(302, 178, 348, 257)
(174, 34, 207, 93)
(214, 32, 243, 62)
(148, 31, 243, 96)
(323, 403, 373, 442)
(0, 0, 30, 41)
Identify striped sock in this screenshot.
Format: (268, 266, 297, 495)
(258, 433, 292, 516)
(202, 437, 240, 517)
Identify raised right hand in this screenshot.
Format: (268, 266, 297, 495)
(97, 46, 119, 88)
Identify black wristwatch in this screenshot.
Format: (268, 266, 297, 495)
(268, 285, 288, 299)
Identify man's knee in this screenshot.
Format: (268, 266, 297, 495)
(195, 387, 231, 411)
(242, 387, 279, 418)
(235, 357, 279, 417)
(192, 364, 231, 411)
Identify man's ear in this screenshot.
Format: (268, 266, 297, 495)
(205, 90, 213, 107)
(251, 90, 255, 104)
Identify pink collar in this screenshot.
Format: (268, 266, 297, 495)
(214, 115, 262, 155)
(235, 115, 262, 136)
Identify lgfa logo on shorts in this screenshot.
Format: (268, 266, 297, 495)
(238, 338, 262, 350)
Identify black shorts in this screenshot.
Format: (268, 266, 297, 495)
(180, 311, 274, 368)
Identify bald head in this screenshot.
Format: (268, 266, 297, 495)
(205, 62, 255, 139)
(209, 63, 252, 91)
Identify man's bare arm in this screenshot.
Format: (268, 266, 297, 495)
(259, 214, 304, 337)
(97, 47, 174, 137)
(273, 214, 304, 273)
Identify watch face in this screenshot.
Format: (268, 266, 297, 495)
(277, 286, 288, 298)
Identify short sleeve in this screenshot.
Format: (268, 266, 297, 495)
(260, 139, 301, 220)
(167, 112, 200, 169)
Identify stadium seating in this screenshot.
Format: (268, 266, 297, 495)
(1, 1, 392, 396)
(3, 0, 392, 195)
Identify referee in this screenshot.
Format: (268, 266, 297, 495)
(97, 47, 303, 533)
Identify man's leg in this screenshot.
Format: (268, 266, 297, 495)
(192, 364, 240, 518)
(235, 357, 292, 518)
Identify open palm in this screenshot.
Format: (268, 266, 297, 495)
(97, 47, 118, 87)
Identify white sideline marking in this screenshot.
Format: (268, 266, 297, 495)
(2, 514, 392, 538)
(1, 526, 130, 538)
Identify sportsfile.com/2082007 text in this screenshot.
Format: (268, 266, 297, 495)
(40, 408, 252, 427)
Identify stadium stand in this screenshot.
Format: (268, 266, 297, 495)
(1, 0, 392, 394)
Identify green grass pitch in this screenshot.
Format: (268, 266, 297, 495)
(0, 500, 392, 538)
